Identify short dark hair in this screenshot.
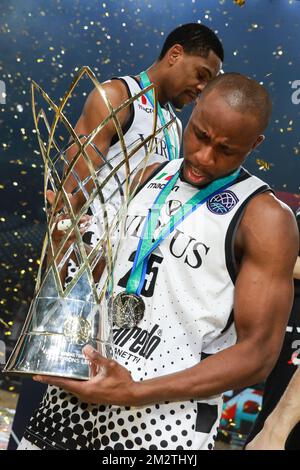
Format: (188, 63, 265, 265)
(201, 72, 272, 132)
(159, 23, 224, 62)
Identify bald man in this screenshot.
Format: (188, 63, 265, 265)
(19, 73, 298, 451)
(8, 22, 224, 450)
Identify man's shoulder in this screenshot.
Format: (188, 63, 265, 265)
(239, 191, 298, 252)
(84, 78, 130, 114)
(244, 191, 295, 225)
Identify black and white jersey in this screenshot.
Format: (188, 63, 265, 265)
(65, 75, 181, 284)
(21, 160, 271, 451)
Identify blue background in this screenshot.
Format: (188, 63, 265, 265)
(1, 0, 300, 342)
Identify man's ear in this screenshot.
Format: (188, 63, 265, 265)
(167, 44, 184, 66)
(252, 134, 265, 151)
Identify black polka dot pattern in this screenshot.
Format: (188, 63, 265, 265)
(24, 384, 222, 450)
(22, 159, 250, 451)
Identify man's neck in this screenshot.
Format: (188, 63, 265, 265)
(137, 63, 169, 106)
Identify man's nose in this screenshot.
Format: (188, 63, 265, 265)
(197, 145, 216, 167)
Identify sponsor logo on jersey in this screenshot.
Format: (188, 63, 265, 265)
(155, 172, 174, 181)
(146, 172, 178, 191)
(141, 94, 147, 106)
(137, 95, 153, 113)
(147, 182, 179, 191)
(207, 190, 239, 215)
(113, 323, 162, 361)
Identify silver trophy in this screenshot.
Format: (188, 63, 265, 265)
(3, 66, 173, 380)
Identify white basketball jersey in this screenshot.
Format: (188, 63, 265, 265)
(65, 76, 182, 283)
(95, 159, 271, 450)
(91, 75, 182, 214)
(112, 159, 271, 369)
(24, 160, 271, 451)
(108, 75, 181, 166)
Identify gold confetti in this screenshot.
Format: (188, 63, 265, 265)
(256, 159, 272, 171)
(0, 318, 10, 328)
(0, 0, 299, 431)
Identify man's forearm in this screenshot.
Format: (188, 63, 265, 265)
(265, 366, 300, 440)
(35, 339, 280, 408)
(131, 340, 271, 406)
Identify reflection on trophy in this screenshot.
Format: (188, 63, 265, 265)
(3, 66, 175, 380)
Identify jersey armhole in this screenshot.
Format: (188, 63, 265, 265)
(110, 77, 135, 147)
(221, 185, 273, 334)
(225, 185, 274, 285)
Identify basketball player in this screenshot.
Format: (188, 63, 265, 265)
(18, 73, 298, 450)
(8, 23, 223, 449)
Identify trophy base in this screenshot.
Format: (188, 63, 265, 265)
(2, 368, 90, 381)
(3, 332, 114, 381)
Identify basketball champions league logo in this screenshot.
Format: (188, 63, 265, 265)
(207, 190, 239, 215)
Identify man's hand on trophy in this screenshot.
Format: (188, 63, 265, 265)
(33, 345, 137, 406)
(47, 190, 92, 244)
(52, 213, 92, 250)
(46, 188, 83, 216)
(46, 189, 94, 275)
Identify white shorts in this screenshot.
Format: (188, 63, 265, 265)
(18, 437, 41, 451)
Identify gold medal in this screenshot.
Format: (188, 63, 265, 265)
(113, 292, 145, 329)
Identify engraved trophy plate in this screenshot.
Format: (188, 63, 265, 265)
(3, 66, 173, 380)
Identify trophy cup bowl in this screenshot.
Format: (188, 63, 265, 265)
(3, 66, 173, 380)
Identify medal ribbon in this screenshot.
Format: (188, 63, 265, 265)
(139, 71, 179, 161)
(125, 164, 241, 295)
